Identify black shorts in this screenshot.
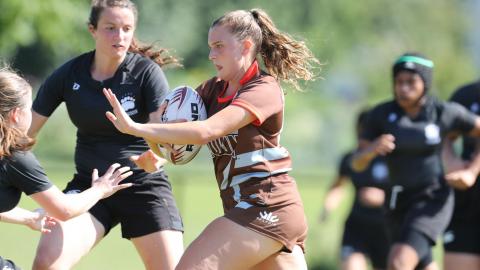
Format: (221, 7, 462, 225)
(64, 170, 183, 239)
(341, 215, 390, 269)
(444, 218, 480, 254)
(387, 182, 453, 242)
(398, 229, 434, 269)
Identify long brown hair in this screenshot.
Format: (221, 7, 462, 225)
(0, 67, 35, 158)
(89, 0, 179, 67)
(212, 9, 320, 90)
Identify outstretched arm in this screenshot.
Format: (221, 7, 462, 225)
(28, 111, 49, 138)
(104, 88, 256, 145)
(319, 175, 348, 222)
(0, 207, 56, 233)
(30, 164, 133, 221)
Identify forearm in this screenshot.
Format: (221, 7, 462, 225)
(351, 149, 377, 172)
(54, 187, 104, 221)
(131, 121, 213, 145)
(0, 207, 38, 227)
(33, 186, 104, 221)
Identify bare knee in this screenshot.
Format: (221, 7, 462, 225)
(388, 244, 418, 270)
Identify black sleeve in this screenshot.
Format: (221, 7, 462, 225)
(442, 101, 477, 134)
(360, 106, 383, 141)
(32, 65, 67, 117)
(338, 153, 352, 177)
(6, 152, 53, 196)
(142, 63, 169, 113)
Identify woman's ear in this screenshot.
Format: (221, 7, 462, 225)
(8, 107, 21, 125)
(88, 24, 97, 39)
(242, 39, 254, 56)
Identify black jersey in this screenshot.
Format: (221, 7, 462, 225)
(362, 96, 476, 189)
(0, 151, 52, 212)
(340, 152, 389, 222)
(449, 80, 480, 221)
(32, 51, 168, 182)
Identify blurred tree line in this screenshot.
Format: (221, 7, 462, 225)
(0, 0, 478, 169)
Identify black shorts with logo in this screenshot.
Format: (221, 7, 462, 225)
(444, 218, 480, 254)
(341, 215, 390, 269)
(64, 170, 183, 239)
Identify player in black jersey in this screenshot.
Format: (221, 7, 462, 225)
(442, 80, 480, 270)
(321, 110, 390, 270)
(29, 1, 183, 270)
(0, 68, 132, 269)
(352, 53, 480, 270)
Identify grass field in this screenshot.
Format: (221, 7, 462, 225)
(0, 156, 443, 269)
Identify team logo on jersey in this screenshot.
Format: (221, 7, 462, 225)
(470, 102, 479, 113)
(424, 123, 440, 144)
(388, 113, 397, 122)
(207, 132, 238, 158)
(256, 211, 279, 225)
(120, 94, 138, 116)
(72, 82, 80, 91)
(372, 162, 388, 182)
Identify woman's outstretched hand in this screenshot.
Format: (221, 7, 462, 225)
(104, 88, 137, 135)
(91, 163, 133, 198)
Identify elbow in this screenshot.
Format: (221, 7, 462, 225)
(52, 208, 75, 221)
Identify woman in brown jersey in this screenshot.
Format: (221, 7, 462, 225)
(104, 8, 319, 269)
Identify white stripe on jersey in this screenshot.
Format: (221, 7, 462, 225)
(220, 159, 232, 190)
(234, 147, 290, 169)
(229, 168, 291, 187)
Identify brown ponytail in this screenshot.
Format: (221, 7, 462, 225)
(89, 0, 180, 67)
(212, 9, 320, 90)
(0, 67, 35, 158)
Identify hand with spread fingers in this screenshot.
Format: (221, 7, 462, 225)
(104, 88, 137, 135)
(91, 163, 133, 198)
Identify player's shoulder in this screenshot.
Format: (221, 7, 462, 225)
(49, 51, 93, 79)
(125, 52, 160, 74)
(450, 80, 480, 102)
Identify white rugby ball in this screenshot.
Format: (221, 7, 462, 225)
(151, 86, 207, 165)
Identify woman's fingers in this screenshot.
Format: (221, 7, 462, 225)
(92, 168, 99, 182)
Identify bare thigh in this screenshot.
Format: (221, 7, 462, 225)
(444, 252, 480, 270)
(176, 217, 283, 270)
(251, 245, 307, 270)
(131, 230, 184, 270)
(33, 213, 105, 270)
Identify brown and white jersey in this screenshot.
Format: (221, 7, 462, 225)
(196, 70, 292, 196)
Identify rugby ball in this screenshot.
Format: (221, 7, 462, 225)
(150, 86, 207, 165)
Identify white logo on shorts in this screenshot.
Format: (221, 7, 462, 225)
(256, 211, 279, 225)
(443, 230, 455, 244)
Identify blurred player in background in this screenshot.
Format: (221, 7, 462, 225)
(321, 109, 390, 270)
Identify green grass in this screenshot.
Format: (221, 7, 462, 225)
(0, 158, 444, 269)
